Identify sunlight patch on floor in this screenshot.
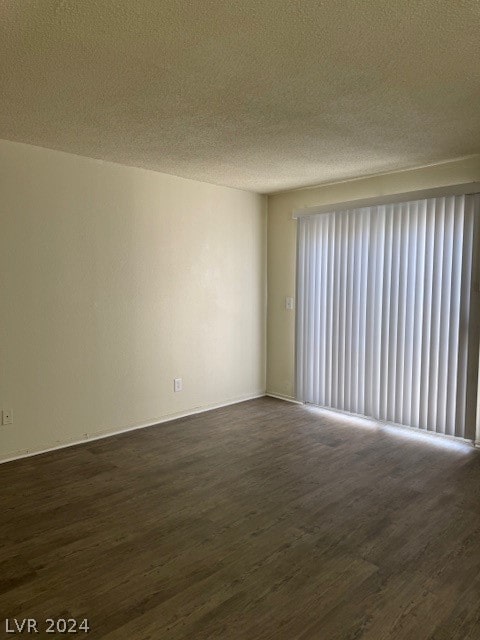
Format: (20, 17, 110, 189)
(304, 404, 474, 453)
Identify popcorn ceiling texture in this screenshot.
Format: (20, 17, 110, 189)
(1, 0, 479, 193)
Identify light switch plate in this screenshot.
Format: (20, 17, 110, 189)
(2, 409, 13, 425)
(285, 296, 294, 310)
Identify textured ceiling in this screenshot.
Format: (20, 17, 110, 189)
(1, 1, 480, 193)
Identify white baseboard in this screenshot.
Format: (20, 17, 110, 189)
(266, 392, 302, 404)
(0, 391, 266, 465)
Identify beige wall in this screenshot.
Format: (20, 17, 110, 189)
(0, 139, 266, 461)
(267, 156, 480, 401)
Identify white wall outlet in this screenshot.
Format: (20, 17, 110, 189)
(174, 378, 183, 392)
(2, 409, 13, 425)
(285, 296, 294, 310)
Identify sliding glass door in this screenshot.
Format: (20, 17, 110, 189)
(296, 194, 480, 439)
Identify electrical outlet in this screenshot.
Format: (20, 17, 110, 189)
(174, 378, 183, 392)
(2, 409, 13, 425)
(285, 296, 294, 310)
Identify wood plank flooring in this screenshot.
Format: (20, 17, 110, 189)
(1, 397, 480, 639)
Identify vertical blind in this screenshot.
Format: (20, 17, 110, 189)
(296, 194, 479, 439)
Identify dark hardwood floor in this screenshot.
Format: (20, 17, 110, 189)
(1, 397, 480, 639)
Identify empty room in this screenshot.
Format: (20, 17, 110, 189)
(1, 1, 480, 638)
